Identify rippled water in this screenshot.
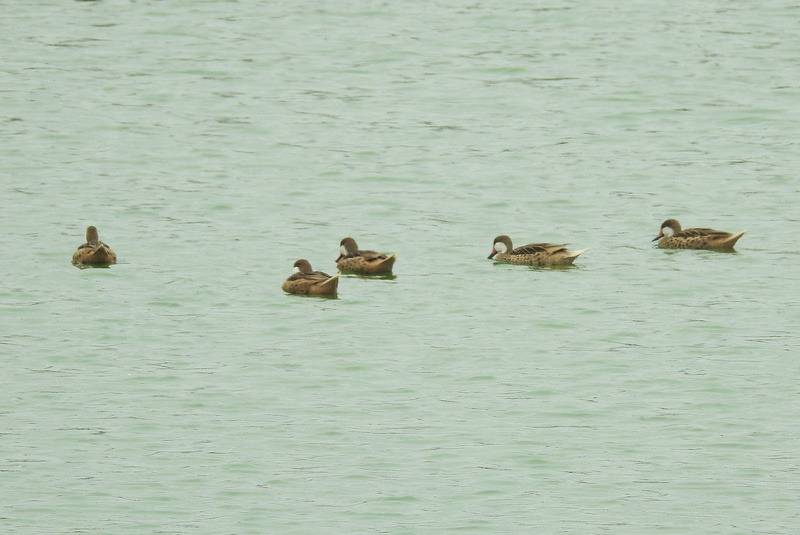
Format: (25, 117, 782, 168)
(3, 1, 800, 533)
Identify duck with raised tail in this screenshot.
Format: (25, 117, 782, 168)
(336, 237, 396, 274)
(72, 226, 117, 266)
(488, 235, 587, 266)
(282, 259, 339, 296)
(652, 219, 746, 249)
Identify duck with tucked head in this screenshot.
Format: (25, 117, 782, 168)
(336, 237, 396, 274)
(488, 235, 587, 266)
(653, 219, 746, 250)
(72, 226, 117, 266)
(282, 259, 339, 296)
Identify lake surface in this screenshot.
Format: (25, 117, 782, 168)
(2, 1, 799, 533)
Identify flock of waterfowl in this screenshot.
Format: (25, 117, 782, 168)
(72, 219, 747, 297)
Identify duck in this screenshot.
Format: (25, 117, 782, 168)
(336, 237, 396, 274)
(72, 226, 117, 266)
(652, 219, 746, 249)
(488, 235, 587, 266)
(282, 259, 339, 296)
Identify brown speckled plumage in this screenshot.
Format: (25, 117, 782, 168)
(336, 237, 396, 274)
(488, 235, 587, 266)
(72, 226, 117, 266)
(282, 259, 339, 296)
(653, 219, 746, 249)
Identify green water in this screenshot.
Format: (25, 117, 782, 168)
(2, 1, 799, 533)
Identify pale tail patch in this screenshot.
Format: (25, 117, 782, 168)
(321, 274, 340, 286)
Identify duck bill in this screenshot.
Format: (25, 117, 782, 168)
(652, 233, 663, 242)
(336, 253, 343, 261)
(488, 249, 498, 259)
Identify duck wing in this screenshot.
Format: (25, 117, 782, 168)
(511, 242, 569, 255)
(358, 249, 392, 261)
(677, 228, 731, 238)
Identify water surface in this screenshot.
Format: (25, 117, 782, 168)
(2, 1, 799, 533)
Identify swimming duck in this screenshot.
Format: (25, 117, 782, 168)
(653, 219, 746, 249)
(282, 259, 339, 296)
(72, 226, 117, 266)
(336, 237, 396, 274)
(488, 235, 587, 266)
